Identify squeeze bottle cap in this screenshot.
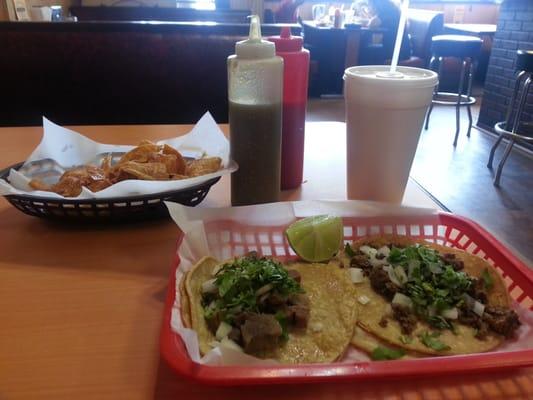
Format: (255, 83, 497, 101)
(236, 15, 276, 59)
(267, 26, 303, 52)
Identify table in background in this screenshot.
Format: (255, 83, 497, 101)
(1, 122, 531, 399)
(302, 21, 387, 96)
(444, 23, 497, 83)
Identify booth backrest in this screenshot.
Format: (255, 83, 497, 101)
(70, 7, 250, 23)
(0, 22, 300, 126)
(408, 9, 444, 66)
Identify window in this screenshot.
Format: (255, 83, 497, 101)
(176, 0, 216, 10)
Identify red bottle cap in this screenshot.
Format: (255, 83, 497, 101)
(267, 26, 303, 53)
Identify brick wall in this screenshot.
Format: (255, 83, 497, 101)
(477, 0, 533, 133)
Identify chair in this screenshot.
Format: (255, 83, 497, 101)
(400, 9, 444, 68)
(487, 50, 533, 186)
(424, 35, 483, 146)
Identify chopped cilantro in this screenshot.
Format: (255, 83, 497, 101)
(275, 311, 289, 341)
(427, 315, 454, 330)
(481, 268, 494, 290)
(371, 346, 406, 361)
(419, 331, 451, 351)
(344, 243, 356, 258)
(204, 255, 303, 324)
(385, 244, 473, 331)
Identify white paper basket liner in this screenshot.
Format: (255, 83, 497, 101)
(0, 112, 236, 199)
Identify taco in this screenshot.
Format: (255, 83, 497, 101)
(183, 253, 358, 363)
(336, 235, 520, 356)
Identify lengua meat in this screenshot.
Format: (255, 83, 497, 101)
(240, 314, 283, 354)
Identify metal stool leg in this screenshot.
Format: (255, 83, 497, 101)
(453, 59, 467, 147)
(494, 138, 515, 187)
(494, 75, 532, 186)
(466, 59, 475, 138)
(488, 70, 526, 168)
(424, 56, 438, 130)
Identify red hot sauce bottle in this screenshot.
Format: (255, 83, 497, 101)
(268, 27, 310, 190)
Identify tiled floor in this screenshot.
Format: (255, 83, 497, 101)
(306, 97, 533, 264)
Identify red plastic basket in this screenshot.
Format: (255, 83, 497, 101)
(160, 212, 533, 385)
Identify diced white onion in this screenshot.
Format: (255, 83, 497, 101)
(387, 266, 402, 287)
(359, 245, 377, 258)
(473, 301, 485, 317)
(369, 257, 389, 267)
(358, 295, 371, 305)
(255, 283, 274, 296)
(442, 308, 458, 320)
(349, 268, 365, 283)
(377, 246, 390, 257)
(215, 321, 233, 340)
(394, 266, 408, 285)
(220, 337, 243, 352)
(212, 263, 223, 276)
(201, 278, 218, 294)
(310, 322, 324, 333)
(392, 293, 413, 309)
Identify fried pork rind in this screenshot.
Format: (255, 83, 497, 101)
(32, 166, 111, 197)
(185, 256, 358, 364)
(162, 144, 187, 174)
(113, 161, 169, 181)
(27, 141, 222, 197)
(186, 157, 222, 177)
(29, 178, 52, 191)
(119, 143, 162, 164)
(117, 141, 187, 175)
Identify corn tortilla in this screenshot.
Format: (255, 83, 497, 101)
(343, 235, 511, 356)
(184, 256, 359, 363)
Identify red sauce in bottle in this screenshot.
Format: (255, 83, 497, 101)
(268, 28, 310, 190)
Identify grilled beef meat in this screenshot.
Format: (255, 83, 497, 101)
(240, 314, 283, 353)
(483, 306, 521, 338)
(369, 267, 398, 301)
(392, 304, 417, 335)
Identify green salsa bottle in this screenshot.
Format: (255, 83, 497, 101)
(228, 15, 284, 206)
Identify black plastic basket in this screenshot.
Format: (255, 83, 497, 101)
(0, 162, 220, 222)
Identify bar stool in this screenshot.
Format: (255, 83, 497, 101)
(488, 50, 533, 186)
(424, 35, 483, 146)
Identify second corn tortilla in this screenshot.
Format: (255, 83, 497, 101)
(342, 235, 511, 355)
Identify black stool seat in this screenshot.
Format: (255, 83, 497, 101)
(431, 35, 483, 58)
(516, 50, 533, 73)
(488, 49, 533, 185)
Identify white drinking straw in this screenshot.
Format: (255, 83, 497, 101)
(389, 0, 410, 74)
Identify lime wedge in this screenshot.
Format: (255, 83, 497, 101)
(285, 215, 343, 262)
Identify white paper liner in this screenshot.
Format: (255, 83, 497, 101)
(165, 200, 533, 366)
(0, 112, 237, 199)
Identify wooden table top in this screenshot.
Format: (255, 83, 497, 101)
(0, 122, 531, 399)
(444, 23, 497, 35)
